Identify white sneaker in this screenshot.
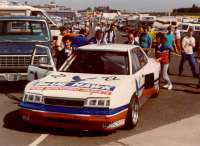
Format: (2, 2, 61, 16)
(163, 84, 169, 88)
(168, 84, 173, 90)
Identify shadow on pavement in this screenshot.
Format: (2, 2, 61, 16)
(3, 110, 112, 137)
(0, 81, 28, 93)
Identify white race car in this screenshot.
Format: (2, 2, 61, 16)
(19, 44, 161, 131)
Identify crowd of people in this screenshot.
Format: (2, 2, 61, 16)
(51, 22, 200, 89)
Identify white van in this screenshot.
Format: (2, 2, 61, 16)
(178, 23, 200, 33)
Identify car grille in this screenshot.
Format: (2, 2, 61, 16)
(44, 98, 85, 107)
(0, 55, 38, 68)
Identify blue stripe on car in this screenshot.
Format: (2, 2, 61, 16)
(19, 102, 129, 115)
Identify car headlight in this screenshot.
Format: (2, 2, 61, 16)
(23, 93, 44, 104)
(84, 97, 110, 108)
(38, 56, 49, 64)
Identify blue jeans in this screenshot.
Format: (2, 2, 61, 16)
(162, 64, 172, 85)
(179, 53, 197, 76)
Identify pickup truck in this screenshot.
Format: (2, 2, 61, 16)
(0, 16, 52, 81)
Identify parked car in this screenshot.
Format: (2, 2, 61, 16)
(18, 44, 161, 131)
(0, 16, 51, 81)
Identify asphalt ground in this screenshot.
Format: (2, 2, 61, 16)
(0, 31, 200, 146)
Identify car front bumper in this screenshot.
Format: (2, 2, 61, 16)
(0, 73, 27, 81)
(18, 108, 128, 131)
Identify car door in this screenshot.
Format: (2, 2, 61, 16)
(27, 45, 56, 81)
(130, 49, 145, 99)
(134, 48, 155, 99)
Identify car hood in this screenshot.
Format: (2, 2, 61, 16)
(27, 72, 133, 99)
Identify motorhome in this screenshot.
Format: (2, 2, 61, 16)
(178, 23, 200, 33)
(154, 17, 181, 31)
(0, 1, 59, 37)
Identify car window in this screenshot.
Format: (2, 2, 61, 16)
(133, 48, 148, 67)
(195, 26, 200, 31)
(182, 24, 188, 30)
(130, 50, 141, 73)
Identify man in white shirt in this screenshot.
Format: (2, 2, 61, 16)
(104, 24, 116, 44)
(179, 28, 197, 77)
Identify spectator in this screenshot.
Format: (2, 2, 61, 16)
(139, 26, 152, 53)
(165, 25, 177, 52)
(95, 23, 101, 31)
(134, 31, 140, 45)
(57, 26, 67, 51)
(124, 32, 139, 45)
(179, 28, 197, 78)
(155, 33, 173, 90)
(72, 28, 88, 48)
(101, 22, 107, 35)
(88, 30, 105, 45)
(174, 26, 181, 54)
(57, 36, 73, 69)
(104, 24, 117, 44)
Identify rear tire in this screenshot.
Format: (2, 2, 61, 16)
(124, 95, 139, 130)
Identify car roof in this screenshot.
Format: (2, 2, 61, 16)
(0, 16, 47, 21)
(78, 44, 140, 52)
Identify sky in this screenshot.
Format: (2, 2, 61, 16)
(18, 0, 200, 11)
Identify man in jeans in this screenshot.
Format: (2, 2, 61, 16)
(179, 28, 197, 77)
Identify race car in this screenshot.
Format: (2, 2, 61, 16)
(18, 44, 161, 131)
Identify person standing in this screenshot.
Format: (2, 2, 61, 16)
(104, 24, 116, 44)
(155, 33, 173, 90)
(139, 26, 152, 53)
(88, 30, 105, 45)
(124, 32, 139, 45)
(179, 28, 197, 78)
(174, 26, 181, 54)
(165, 26, 177, 52)
(57, 36, 73, 69)
(57, 26, 67, 52)
(95, 23, 101, 32)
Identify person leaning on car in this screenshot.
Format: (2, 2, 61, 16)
(57, 36, 73, 69)
(88, 29, 105, 45)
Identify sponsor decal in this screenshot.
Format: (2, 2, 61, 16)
(30, 82, 116, 95)
(102, 76, 119, 81)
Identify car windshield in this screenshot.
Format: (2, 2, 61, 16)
(0, 20, 49, 42)
(62, 50, 129, 75)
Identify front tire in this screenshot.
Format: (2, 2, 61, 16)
(124, 95, 139, 129)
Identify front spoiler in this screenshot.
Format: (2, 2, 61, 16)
(18, 108, 128, 131)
